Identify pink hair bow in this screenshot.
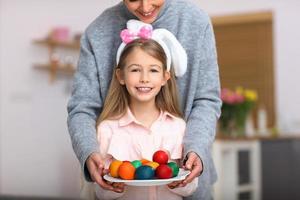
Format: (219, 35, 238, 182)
(120, 26, 153, 44)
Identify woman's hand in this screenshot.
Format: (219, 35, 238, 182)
(86, 152, 124, 193)
(181, 152, 202, 187)
(167, 152, 202, 189)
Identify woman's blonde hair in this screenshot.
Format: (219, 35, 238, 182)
(97, 39, 182, 124)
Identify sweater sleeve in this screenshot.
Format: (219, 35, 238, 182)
(183, 20, 222, 182)
(67, 32, 103, 181)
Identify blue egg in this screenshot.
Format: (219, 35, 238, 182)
(135, 165, 154, 180)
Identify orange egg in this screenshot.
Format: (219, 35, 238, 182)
(145, 161, 160, 170)
(118, 162, 136, 180)
(140, 158, 150, 165)
(109, 160, 123, 178)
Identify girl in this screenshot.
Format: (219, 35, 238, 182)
(94, 20, 198, 200)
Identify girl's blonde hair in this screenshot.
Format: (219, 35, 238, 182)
(98, 39, 182, 124)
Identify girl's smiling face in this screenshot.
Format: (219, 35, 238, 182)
(116, 47, 170, 106)
(123, 0, 165, 24)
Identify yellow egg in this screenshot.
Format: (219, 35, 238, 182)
(145, 161, 160, 170)
(109, 160, 123, 178)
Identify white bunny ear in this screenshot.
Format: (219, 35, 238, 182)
(116, 42, 126, 65)
(127, 19, 152, 32)
(153, 29, 187, 77)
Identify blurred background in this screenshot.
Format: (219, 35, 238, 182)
(0, 0, 299, 199)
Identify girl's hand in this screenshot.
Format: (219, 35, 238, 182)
(106, 181, 126, 193)
(167, 180, 182, 189)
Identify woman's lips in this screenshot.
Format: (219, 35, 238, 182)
(138, 8, 157, 20)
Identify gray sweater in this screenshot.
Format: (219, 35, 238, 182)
(67, 0, 221, 199)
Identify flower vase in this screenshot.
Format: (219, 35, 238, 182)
(219, 113, 247, 137)
(245, 114, 255, 137)
(220, 87, 258, 137)
(234, 120, 246, 137)
(234, 110, 247, 137)
(219, 118, 235, 136)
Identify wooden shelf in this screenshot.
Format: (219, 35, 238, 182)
(33, 38, 80, 49)
(32, 36, 80, 83)
(34, 63, 75, 74)
(34, 63, 75, 82)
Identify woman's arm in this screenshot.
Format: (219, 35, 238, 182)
(67, 32, 103, 181)
(182, 19, 222, 185)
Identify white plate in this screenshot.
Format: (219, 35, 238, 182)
(103, 168, 190, 186)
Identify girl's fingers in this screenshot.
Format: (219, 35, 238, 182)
(106, 181, 113, 185)
(111, 182, 125, 193)
(167, 180, 182, 189)
(113, 182, 125, 189)
(103, 168, 109, 174)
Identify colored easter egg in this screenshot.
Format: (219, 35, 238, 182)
(135, 165, 155, 180)
(155, 164, 173, 179)
(109, 160, 123, 178)
(145, 161, 160, 170)
(140, 158, 150, 165)
(131, 160, 142, 169)
(152, 150, 169, 164)
(118, 162, 135, 180)
(167, 162, 179, 177)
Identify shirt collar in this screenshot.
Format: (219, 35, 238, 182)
(119, 107, 140, 127)
(118, 107, 177, 127)
(158, 110, 178, 122)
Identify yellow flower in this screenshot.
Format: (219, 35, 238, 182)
(235, 87, 244, 95)
(244, 89, 258, 101)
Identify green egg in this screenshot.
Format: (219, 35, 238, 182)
(131, 160, 142, 169)
(167, 162, 179, 177)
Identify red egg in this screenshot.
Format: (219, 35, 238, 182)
(152, 150, 169, 164)
(155, 164, 173, 179)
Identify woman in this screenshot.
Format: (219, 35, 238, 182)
(67, 1, 221, 199)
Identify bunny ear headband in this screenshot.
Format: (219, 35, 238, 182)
(116, 19, 187, 77)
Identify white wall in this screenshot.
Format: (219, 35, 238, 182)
(0, 0, 120, 198)
(0, 0, 3, 194)
(0, 0, 299, 198)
